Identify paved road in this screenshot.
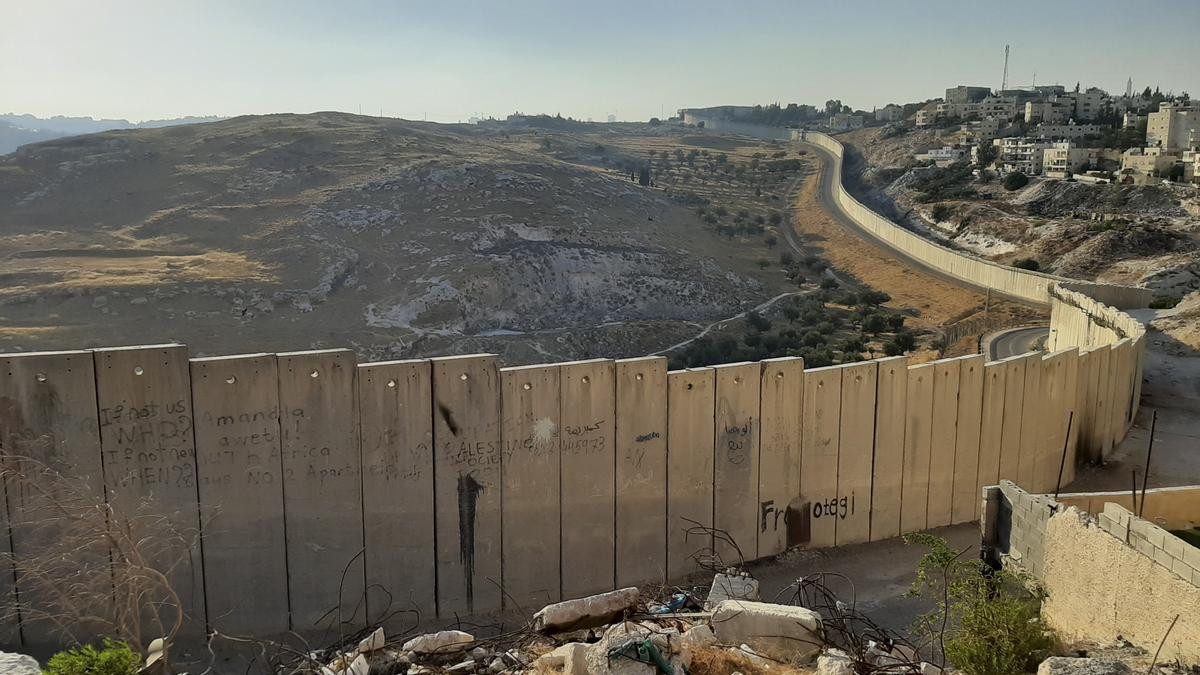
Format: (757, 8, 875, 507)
(987, 325, 1050, 360)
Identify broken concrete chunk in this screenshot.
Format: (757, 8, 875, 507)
(1037, 657, 1132, 675)
(710, 600, 823, 664)
(534, 642, 590, 675)
(817, 648, 853, 675)
(356, 627, 385, 654)
(320, 653, 369, 675)
(0, 652, 41, 675)
(446, 658, 476, 672)
(401, 630, 475, 654)
(584, 623, 684, 675)
(533, 587, 641, 632)
(704, 572, 760, 609)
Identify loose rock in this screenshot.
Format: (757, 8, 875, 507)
(402, 630, 475, 655)
(1037, 657, 1133, 675)
(0, 651, 40, 675)
(817, 648, 853, 675)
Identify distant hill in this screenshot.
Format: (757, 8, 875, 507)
(0, 113, 225, 154)
(0, 112, 786, 364)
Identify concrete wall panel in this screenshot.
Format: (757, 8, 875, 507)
(801, 365, 842, 548)
(713, 362, 761, 562)
(500, 364, 560, 608)
(431, 354, 502, 615)
(191, 354, 288, 635)
(976, 360, 1007, 503)
(666, 368, 714, 579)
(836, 361, 877, 545)
(928, 359, 961, 528)
(357, 359, 436, 623)
(1017, 355, 1044, 488)
(1, 351, 104, 645)
(757, 357, 803, 557)
(900, 363, 934, 534)
(998, 356, 1028, 483)
(870, 357, 907, 541)
(94, 344, 206, 632)
(615, 357, 667, 587)
(559, 359, 615, 598)
(952, 355, 984, 524)
(277, 349, 364, 630)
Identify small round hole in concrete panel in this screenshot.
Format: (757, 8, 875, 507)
(134, 366, 144, 376)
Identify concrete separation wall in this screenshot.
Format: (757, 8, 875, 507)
(0, 124, 1154, 645)
(986, 482, 1200, 665)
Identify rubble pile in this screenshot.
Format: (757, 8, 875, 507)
(290, 569, 942, 675)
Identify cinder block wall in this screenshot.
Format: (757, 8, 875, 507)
(985, 481, 1200, 665)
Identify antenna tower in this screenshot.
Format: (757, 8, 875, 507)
(1001, 44, 1010, 91)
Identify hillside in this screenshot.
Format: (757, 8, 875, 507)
(0, 113, 803, 364)
(843, 128, 1200, 292)
(0, 114, 225, 154)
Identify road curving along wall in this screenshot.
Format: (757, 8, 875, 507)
(0, 128, 1153, 647)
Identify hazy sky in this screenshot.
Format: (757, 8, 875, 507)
(3, 0, 1198, 123)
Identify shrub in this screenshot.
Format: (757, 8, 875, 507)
(931, 204, 951, 222)
(905, 533, 1054, 675)
(1003, 171, 1029, 190)
(1149, 294, 1181, 309)
(47, 640, 141, 675)
(779, 251, 795, 266)
(819, 277, 839, 290)
(882, 340, 904, 356)
(1012, 258, 1040, 271)
(895, 331, 916, 351)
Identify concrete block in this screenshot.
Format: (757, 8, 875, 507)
(533, 586, 639, 632)
(870, 357, 907, 541)
(710, 600, 823, 664)
(705, 572, 761, 609)
(403, 630, 475, 654)
(927, 358, 960, 528)
(1170, 557, 1196, 583)
(1129, 518, 1167, 549)
(1163, 533, 1187, 560)
(1037, 657, 1130, 675)
(1152, 546, 1174, 570)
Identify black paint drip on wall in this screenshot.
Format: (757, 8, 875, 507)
(457, 471, 485, 608)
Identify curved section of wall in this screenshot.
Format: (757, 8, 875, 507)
(801, 130, 1151, 310)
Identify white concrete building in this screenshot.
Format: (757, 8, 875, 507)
(1032, 123, 1103, 141)
(875, 104, 904, 122)
(1147, 103, 1200, 150)
(915, 145, 969, 166)
(829, 113, 864, 131)
(1025, 100, 1073, 125)
(1043, 142, 1099, 178)
(996, 137, 1053, 175)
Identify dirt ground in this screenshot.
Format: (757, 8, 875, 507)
(786, 151, 1045, 360)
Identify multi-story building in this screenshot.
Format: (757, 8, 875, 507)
(915, 104, 938, 128)
(961, 118, 1006, 144)
(1032, 123, 1103, 141)
(945, 86, 992, 104)
(1063, 87, 1110, 121)
(1025, 100, 1073, 125)
(996, 137, 1053, 175)
(975, 96, 1021, 120)
(1120, 146, 1181, 183)
(875, 104, 904, 122)
(1146, 103, 1200, 150)
(1043, 142, 1099, 178)
(1123, 112, 1147, 129)
(829, 113, 864, 131)
(1184, 150, 1200, 183)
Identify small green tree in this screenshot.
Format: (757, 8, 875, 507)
(1003, 171, 1029, 190)
(905, 533, 1054, 675)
